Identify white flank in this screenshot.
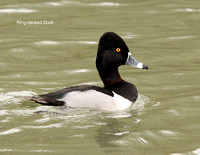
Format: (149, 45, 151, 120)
(193, 148, 200, 154)
(112, 92, 132, 110)
(58, 90, 132, 111)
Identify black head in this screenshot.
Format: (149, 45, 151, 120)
(95, 32, 148, 86)
(96, 32, 129, 70)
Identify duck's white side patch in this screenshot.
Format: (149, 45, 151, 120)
(58, 90, 132, 111)
(112, 92, 132, 111)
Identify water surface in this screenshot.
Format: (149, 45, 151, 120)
(0, 0, 200, 154)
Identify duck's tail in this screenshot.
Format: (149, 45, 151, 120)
(23, 96, 65, 106)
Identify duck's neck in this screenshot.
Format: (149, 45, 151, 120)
(97, 67, 123, 87)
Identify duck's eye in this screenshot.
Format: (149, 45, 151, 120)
(116, 48, 121, 52)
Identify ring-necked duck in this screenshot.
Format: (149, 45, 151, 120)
(25, 32, 148, 111)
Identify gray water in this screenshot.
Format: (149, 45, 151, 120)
(0, 0, 200, 154)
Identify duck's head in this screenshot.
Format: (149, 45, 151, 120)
(96, 32, 148, 71)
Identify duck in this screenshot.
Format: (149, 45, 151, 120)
(25, 32, 148, 111)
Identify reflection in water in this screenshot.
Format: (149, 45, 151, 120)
(94, 107, 147, 152)
(95, 117, 128, 148)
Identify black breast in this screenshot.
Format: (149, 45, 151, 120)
(105, 80, 138, 102)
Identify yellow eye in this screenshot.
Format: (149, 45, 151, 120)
(116, 48, 121, 52)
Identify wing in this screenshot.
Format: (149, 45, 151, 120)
(24, 85, 113, 106)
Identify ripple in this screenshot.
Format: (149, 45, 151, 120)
(133, 134, 149, 144)
(194, 96, 200, 102)
(173, 73, 183, 76)
(134, 118, 141, 123)
(23, 123, 63, 129)
(106, 112, 133, 119)
(78, 81, 101, 85)
(74, 125, 95, 129)
(44, 2, 64, 6)
(105, 131, 130, 136)
(167, 36, 196, 40)
(169, 109, 180, 116)
(6, 1, 80, 8)
(0, 91, 35, 105)
(10, 48, 25, 53)
(0, 109, 38, 116)
(0, 74, 26, 79)
(64, 69, 91, 74)
(115, 140, 129, 145)
(23, 81, 56, 86)
(69, 134, 85, 138)
(0, 149, 12, 152)
(0, 128, 21, 135)
(174, 8, 200, 13)
(43, 1, 81, 6)
(90, 2, 123, 7)
(160, 130, 177, 136)
(48, 1, 81, 6)
(34, 41, 61, 45)
(6, 91, 35, 96)
(122, 33, 140, 39)
(153, 102, 161, 107)
(30, 149, 52, 153)
(34, 40, 97, 46)
(137, 137, 148, 144)
(34, 116, 50, 123)
(0, 110, 9, 116)
(0, 119, 10, 123)
(6, 1, 126, 8)
(131, 94, 150, 111)
(63, 41, 97, 44)
(0, 94, 13, 102)
(9, 81, 58, 86)
(0, 8, 37, 13)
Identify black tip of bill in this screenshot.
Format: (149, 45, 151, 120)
(143, 64, 148, 70)
(125, 52, 148, 70)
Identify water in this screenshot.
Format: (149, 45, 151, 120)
(0, 0, 200, 154)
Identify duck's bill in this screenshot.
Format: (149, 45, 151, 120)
(125, 52, 148, 70)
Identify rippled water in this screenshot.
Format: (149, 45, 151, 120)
(1, 0, 200, 154)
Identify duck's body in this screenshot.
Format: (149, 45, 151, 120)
(25, 32, 148, 111)
(27, 81, 137, 111)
